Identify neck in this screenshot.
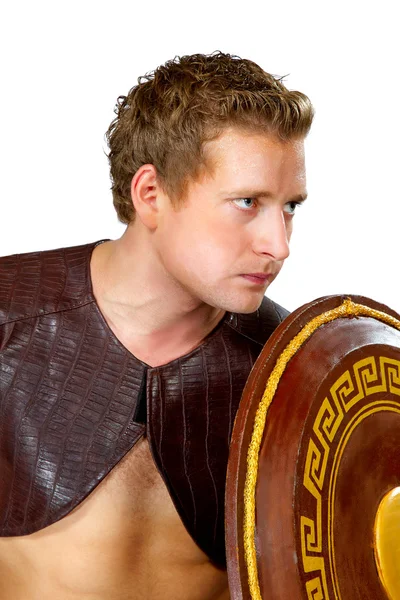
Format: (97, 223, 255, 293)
(90, 227, 226, 364)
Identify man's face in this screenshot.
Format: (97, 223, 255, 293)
(154, 127, 307, 314)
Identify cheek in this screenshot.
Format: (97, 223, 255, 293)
(185, 239, 230, 276)
(162, 209, 245, 277)
(183, 215, 238, 255)
(180, 230, 239, 282)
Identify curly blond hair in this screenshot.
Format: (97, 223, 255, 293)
(106, 51, 314, 224)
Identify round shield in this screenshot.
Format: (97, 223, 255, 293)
(226, 295, 400, 600)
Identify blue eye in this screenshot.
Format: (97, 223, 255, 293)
(233, 198, 257, 210)
(284, 201, 301, 215)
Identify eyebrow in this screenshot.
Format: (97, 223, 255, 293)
(224, 190, 308, 202)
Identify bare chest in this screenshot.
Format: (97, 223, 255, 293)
(0, 438, 229, 600)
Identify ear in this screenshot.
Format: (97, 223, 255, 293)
(130, 164, 165, 230)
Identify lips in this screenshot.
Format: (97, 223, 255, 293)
(246, 273, 271, 280)
(241, 273, 273, 284)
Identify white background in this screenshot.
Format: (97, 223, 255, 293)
(1, 0, 398, 312)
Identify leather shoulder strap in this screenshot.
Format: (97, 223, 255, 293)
(0, 242, 99, 326)
(226, 296, 290, 346)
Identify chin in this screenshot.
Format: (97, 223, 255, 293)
(214, 293, 266, 315)
(234, 300, 265, 315)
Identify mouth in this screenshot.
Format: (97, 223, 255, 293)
(240, 273, 274, 285)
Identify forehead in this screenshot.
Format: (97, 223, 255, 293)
(202, 127, 306, 191)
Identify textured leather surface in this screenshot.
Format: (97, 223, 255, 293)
(0, 241, 288, 566)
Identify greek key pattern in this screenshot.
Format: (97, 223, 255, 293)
(300, 356, 400, 599)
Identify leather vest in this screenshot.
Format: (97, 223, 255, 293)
(0, 241, 288, 566)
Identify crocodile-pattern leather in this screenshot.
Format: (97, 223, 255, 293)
(0, 241, 288, 566)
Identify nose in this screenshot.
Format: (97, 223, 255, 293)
(252, 208, 291, 261)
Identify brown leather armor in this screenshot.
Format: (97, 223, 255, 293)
(0, 240, 288, 566)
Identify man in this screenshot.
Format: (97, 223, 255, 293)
(0, 52, 313, 599)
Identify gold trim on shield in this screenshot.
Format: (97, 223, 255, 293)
(243, 299, 400, 600)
